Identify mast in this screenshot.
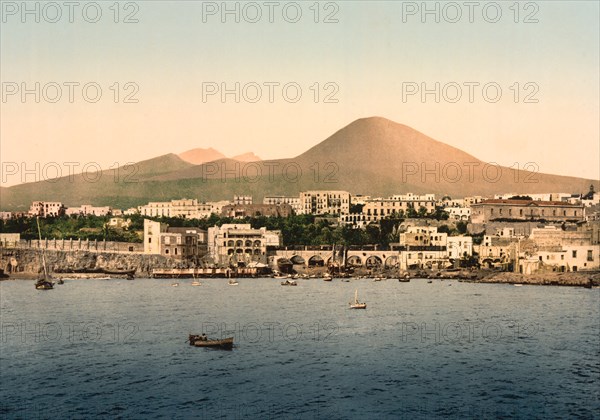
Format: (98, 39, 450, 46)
(36, 217, 49, 279)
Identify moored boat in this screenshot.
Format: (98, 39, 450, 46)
(228, 279, 239, 286)
(34, 217, 54, 290)
(281, 279, 297, 286)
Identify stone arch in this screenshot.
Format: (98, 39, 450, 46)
(290, 255, 305, 265)
(308, 255, 324, 267)
(365, 256, 382, 268)
(347, 255, 363, 267)
(384, 256, 398, 268)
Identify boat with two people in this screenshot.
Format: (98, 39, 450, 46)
(188, 334, 234, 350)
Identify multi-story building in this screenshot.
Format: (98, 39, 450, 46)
(471, 199, 584, 224)
(299, 191, 351, 216)
(351, 195, 371, 205)
(262, 196, 302, 214)
(140, 201, 173, 218)
(447, 236, 473, 259)
(233, 195, 253, 205)
(221, 204, 293, 218)
(342, 193, 436, 225)
(65, 205, 112, 217)
(28, 201, 65, 217)
(139, 198, 223, 219)
(143, 219, 207, 260)
(207, 223, 280, 266)
(392, 226, 472, 269)
(463, 196, 483, 207)
(444, 206, 471, 221)
(400, 226, 447, 247)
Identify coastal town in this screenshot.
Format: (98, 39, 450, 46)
(1, 187, 599, 285)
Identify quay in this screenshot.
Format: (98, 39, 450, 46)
(151, 267, 270, 279)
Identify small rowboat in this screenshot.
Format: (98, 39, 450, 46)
(281, 279, 297, 286)
(189, 335, 234, 350)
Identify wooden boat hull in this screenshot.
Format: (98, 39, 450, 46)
(349, 304, 367, 309)
(189, 335, 234, 350)
(35, 280, 54, 290)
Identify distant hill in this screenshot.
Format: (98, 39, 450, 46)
(178, 148, 226, 165)
(1, 117, 598, 211)
(232, 152, 262, 162)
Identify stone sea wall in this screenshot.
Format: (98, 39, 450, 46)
(0, 248, 186, 277)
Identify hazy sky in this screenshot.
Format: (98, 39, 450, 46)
(1, 1, 599, 186)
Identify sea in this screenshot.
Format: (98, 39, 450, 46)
(1, 277, 598, 419)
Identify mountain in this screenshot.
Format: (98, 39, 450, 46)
(232, 152, 262, 162)
(0, 154, 194, 211)
(178, 147, 226, 165)
(1, 117, 598, 210)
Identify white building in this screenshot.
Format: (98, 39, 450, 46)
(66, 204, 112, 217)
(342, 193, 436, 225)
(28, 201, 65, 217)
(447, 236, 473, 259)
(143, 219, 207, 259)
(207, 223, 280, 266)
(233, 195, 253, 205)
(299, 191, 351, 216)
(263, 196, 302, 214)
(443, 206, 471, 221)
(139, 198, 222, 219)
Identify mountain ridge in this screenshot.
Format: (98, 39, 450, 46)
(1, 117, 597, 211)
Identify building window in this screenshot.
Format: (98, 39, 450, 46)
(572, 250, 577, 258)
(588, 250, 593, 261)
(148, 237, 152, 243)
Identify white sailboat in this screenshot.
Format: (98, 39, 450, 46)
(35, 217, 54, 290)
(349, 289, 366, 309)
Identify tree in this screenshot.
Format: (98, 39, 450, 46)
(456, 221, 468, 234)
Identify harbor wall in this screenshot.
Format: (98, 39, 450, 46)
(0, 247, 184, 277)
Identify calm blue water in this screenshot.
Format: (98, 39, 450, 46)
(1, 278, 598, 419)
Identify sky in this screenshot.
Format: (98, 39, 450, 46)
(1, 0, 599, 187)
